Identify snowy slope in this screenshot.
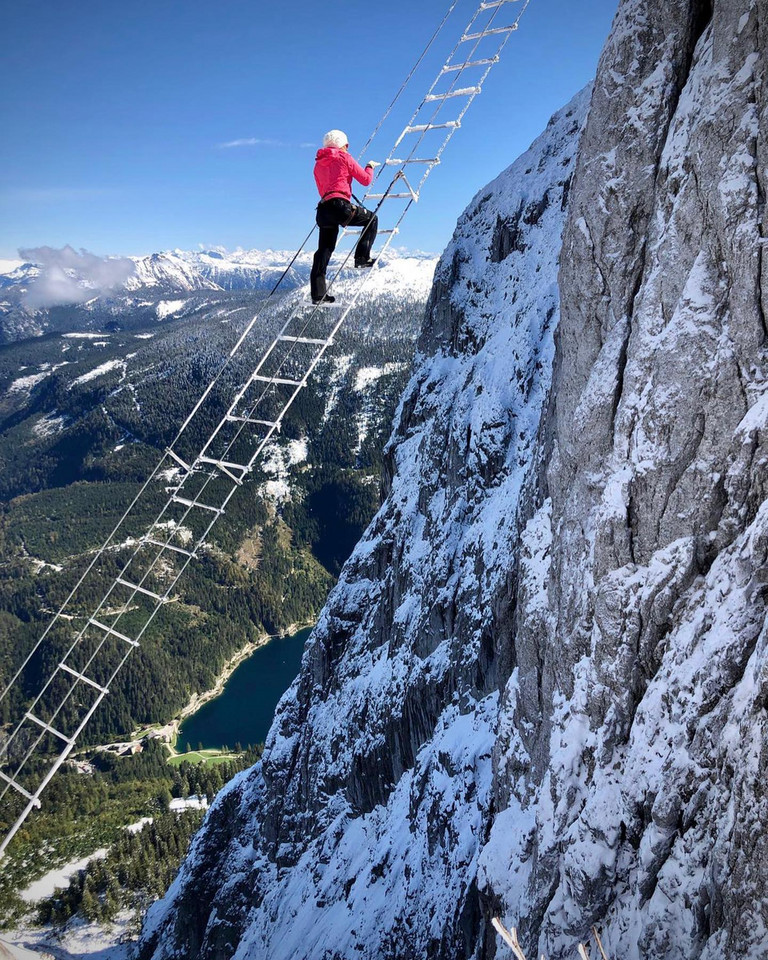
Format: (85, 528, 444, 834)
(138, 87, 589, 960)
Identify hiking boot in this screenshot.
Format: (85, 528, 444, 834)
(354, 258, 376, 269)
(312, 294, 336, 305)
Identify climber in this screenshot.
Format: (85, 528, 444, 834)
(310, 129, 380, 305)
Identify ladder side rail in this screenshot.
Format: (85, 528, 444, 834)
(243, 6, 513, 346)
(363, 2, 509, 206)
(2, 476, 209, 765)
(415, 0, 532, 191)
(2, 405, 260, 774)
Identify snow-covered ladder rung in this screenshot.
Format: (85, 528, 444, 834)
(25, 712, 75, 745)
(367, 193, 419, 200)
(142, 537, 198, 559)
(384, 158, 438, 166)
(442, 56, 499, 72)
(165, 448, 193, 475)
(480, 0, 520, 8)
(88, 618, 139, 648)
(278, 335, 331, 346)
(196, 456, 249, 486)
(425, 86, 481, 100)
(225, 415, 282, 431)
(461, 25, 516, 41)
(251, 375, 305, 388)
(404, 121, 460, 133)
(116, 577, 168, 604)
(58, 662, 109, 694)
(0, 770, 40, 806)
(171, 494, 224, 515)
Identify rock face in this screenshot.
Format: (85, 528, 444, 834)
(480, 0, 768, 957)
(140, 0, 768, 957)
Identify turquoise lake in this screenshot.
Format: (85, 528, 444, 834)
(178, 626, 313, 751)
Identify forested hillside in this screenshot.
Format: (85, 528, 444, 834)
(0, 270, 431, 747)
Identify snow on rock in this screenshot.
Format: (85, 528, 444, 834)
(353, 362, 406, 393)
(169, 796, 209, 813)
(69, 359, 126, 388)
(156, 299, 188, 320)
(62, 332, 111, 340)
(0, 259, 25, 275)
(480, 2, 768, 958)
(6, 372, 50, 396)
(259, 438, 309, 502)
(20, 850, 108, 904)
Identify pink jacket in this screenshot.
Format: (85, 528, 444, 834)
(314, 147, 374, 202)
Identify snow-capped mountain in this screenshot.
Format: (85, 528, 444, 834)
(138, 0, 768, 958)
(126, 247, 315, 293)
(0, 247, 437, 344)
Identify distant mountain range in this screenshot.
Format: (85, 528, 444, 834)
(0, 247, 437, 344)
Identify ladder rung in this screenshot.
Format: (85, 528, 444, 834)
(480, 0, 519, 8)
(196, 457, 249, 485)
(278, 336, 332, 346)
(89, 618, 139, 648)
(172, 494, 225, 515)
(425, 87, 481, 101)
(404, 122, 460, 133)
(25, 712, 74, 745)
(143, 537, 197, 559)
(384, 159, 438, 166)
(165, 448, 192, 474)
(306, 300, 344, 308)
(461, 26, 515, 41)
(0, 770, 41, 806)
(251, 375, 305, 387)
(58, 662, 109, 694)
(226, 415, 282, 431)
(344, 228, 400, 236)
(116, 577, 168, 603)
(367, 193, 419, 200)
(197, 456, 249, 472)
(442, 57, 499, 72)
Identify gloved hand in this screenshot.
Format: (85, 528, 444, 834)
(366, 160, 380, 168)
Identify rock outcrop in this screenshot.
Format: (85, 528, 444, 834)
(140, 0, 768, 957)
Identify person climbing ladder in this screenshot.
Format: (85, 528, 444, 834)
(310, 129, 380, 305)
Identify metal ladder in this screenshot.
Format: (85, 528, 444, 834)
(0, 0, 532, 857)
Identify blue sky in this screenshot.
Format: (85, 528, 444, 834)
(0, 0, 618, 259)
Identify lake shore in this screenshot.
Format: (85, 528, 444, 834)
(137, 622, 313, 758)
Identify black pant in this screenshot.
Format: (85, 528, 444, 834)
(310, 197, 378, 301)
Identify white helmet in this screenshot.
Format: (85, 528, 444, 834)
(323, 129, 348, 149)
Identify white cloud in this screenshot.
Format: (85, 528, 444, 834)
(19, 245, 136, 309)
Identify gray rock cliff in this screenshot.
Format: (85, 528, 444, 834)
(139, 0, 768, 956)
